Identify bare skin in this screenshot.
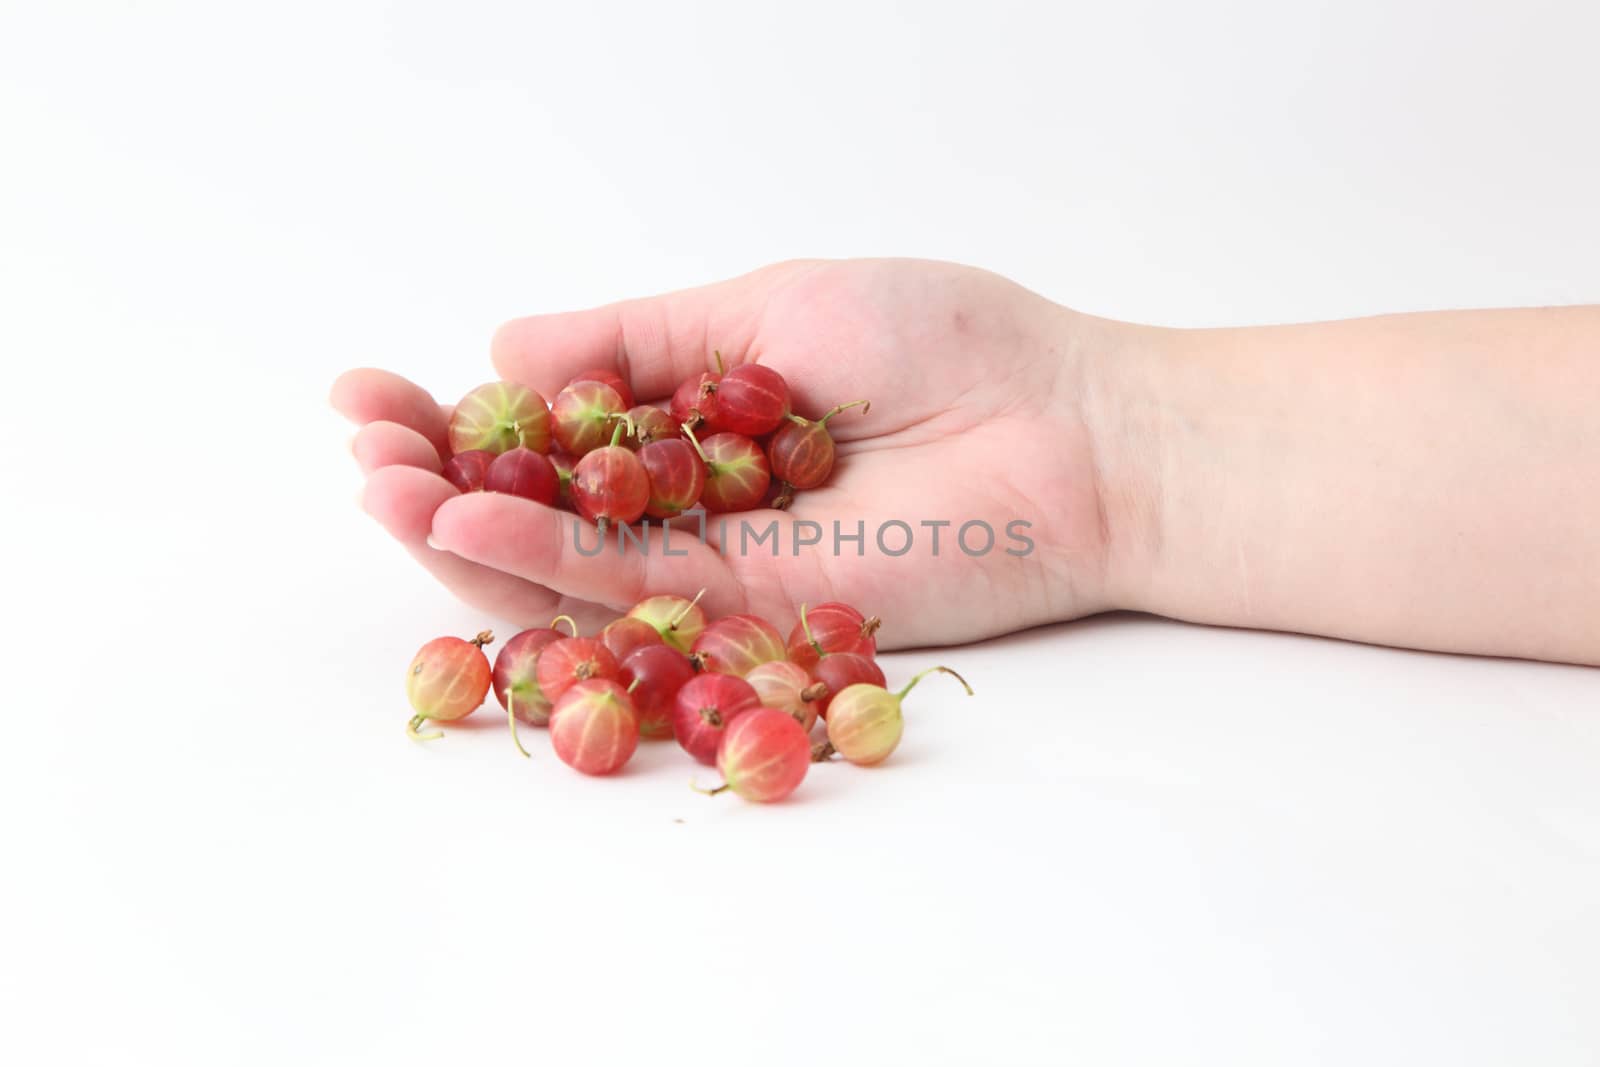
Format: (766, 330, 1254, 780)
(331, 258, 1600, 665)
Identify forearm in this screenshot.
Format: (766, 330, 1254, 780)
(1084, 305, 1600, 665)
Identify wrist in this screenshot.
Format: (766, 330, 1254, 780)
(1066, 312, 1186, 616)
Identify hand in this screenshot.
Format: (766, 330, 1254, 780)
(331, 259, 1131, 647)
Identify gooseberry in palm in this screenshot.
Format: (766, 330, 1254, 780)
(684, 427, 770, 513)
(669, 372, 720, 431)
(703, 363, 791, 437)
(551, 379, 627, 456)
(441, 449, 495, 493)
(567, 368, 635, 409)
(448, 382, 550, 455)
(625, 405, 679, 448)
(572, 419, 650, 531)
(484, 447, 559, 505)
(768, 400, 869, 507)
(638, 437, 706, 519)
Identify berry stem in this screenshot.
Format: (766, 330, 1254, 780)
(607, 412, 636, 450)
(817, 399, 870, 426)
(406, 714, 443, 742)
(896, 665, 974, 701)
(667, 588, 706, 631)
(798, 603, 824, 658)
(550, 615, 579, 637)
(681, 423, 711, 466)
(713, 350, 726, 375)
(690, 779, 730, 796)
(811, 740, 836, 762)
(470, 630, 495, 649)
(800, 682, 828, 703)
(507, 690, 531, 759)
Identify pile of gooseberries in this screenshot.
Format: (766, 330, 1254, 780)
(404, 597, 972, 804)
(439, 358, 869, 521)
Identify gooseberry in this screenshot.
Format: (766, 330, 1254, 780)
(703, 708, 810, 803)
(619, 643, 695, 738)
(787, 601, 881, 670)
(683, 427, 770, 513)
(626, 591, 707, 653)
(549, 679, 639, 775)
(692, 613, 787, 677)
(551, 379, 627, 456)
(483, 447, 559, 505)
(745, 660, 827, 731)
(448, 382, 550, 455)
(821, 666, 973, 765)
(535, 636, 621, 705)
(671, 673, 760, 765)
(441, 449, 495, 493)
(703, 363, 790, 437)
(405, 630, 494, 740)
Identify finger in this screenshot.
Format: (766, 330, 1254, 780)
(429, 492, 747, 617)
(361, 465, 608, 630)
(330, 369, 451, 458)
(489, 264, 810, 402)
(351, 420, 443, 476)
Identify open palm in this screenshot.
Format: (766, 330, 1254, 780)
(332, 259, 1112, 648)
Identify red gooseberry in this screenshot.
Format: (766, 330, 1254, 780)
(620, 643, 696, 738)
(810, 651, 887, 719)
(745, 660, 827, 731)
(638, 437, 706, 519)
(768, 399, 869, 507)
(441, 449, 495, 493)
(572, 418, 650, 531)
(600, 616, 664, 661)
(535, 636, 621, 706)
(671, 673, 760, 765)
(448, 382, 550, 455)
(703, 363, 791, 437)
(683, 427, 771, 513)
(670, 372, 721, 431)
(549, 679, 639, 776)
(484, 447, 559, 505)
(405, 630, 494, 740)
(551, 379, 627, 456)
(692, 614, 787, 677)
(626, 591, 707, 653)
(703, 708, 810, 803)
(820, 666, 973, 765)
(567, 368, 635, 409)
(625, 406, 680, 448)
(493, 622, 568, 725)
(787, 601, 881, 670)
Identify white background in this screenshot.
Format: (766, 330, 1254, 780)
(2, 2, 1597, 1064)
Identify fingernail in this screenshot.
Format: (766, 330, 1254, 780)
(426, 535, 443, 551)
